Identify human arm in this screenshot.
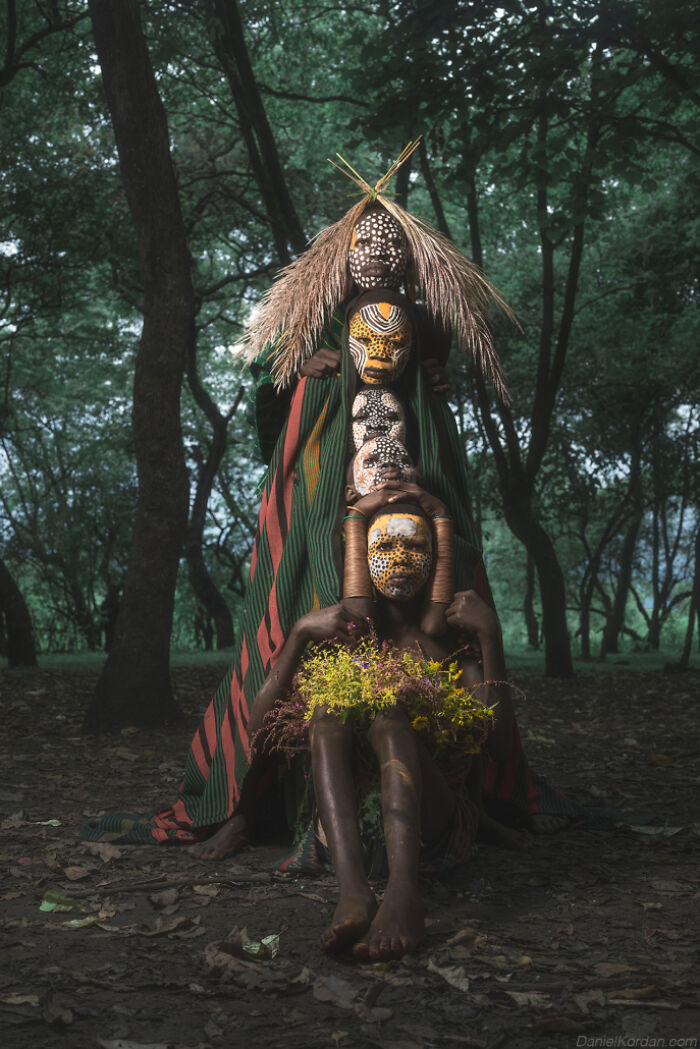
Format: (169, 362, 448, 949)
(247, 604, 357, 743)
(446, 590, 515, 761)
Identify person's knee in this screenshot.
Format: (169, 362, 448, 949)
(309, 707, 349, 742)
(369, 706, 410, 748)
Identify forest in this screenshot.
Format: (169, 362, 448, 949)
(1, 0, 698, 724)
(1, 4, 699, 1048)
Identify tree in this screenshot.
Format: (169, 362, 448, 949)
(82, 0, 194, 730)
(0, 557, 36, 666)
(351, 0, 699, 673)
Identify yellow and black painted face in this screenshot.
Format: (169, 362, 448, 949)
(367, 512, 432, 601)
(348, 302, 412, 386)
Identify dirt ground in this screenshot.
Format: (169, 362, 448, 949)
(1, 661, 699, 1049)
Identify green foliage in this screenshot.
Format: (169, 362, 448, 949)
(0, 0, 697, 662)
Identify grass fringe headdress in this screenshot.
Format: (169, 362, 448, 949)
(240, 139, 512, 401)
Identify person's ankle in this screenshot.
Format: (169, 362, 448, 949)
(385, 872, 421, 896)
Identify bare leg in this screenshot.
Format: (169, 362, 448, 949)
(353, 708, 437, 961)
(310, 710, 377, 951)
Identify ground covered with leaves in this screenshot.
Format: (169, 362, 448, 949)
(1, 661, 699, 1049)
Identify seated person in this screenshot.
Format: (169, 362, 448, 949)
(244, 485, 517, 960)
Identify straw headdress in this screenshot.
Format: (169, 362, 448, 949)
(239, 140, 511, 401)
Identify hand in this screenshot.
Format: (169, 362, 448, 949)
(295, 603, 357, 643)
(383, 481, 448, 519)
(352, 482, 407, 519)
(299, 348, 341, 379)
(445, 590, 501, 644)
(422, 357, 451, 394)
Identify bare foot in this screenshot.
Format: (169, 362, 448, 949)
(528, 813, 570, 835)
(322, 886, 377, 952)
(188, 815, 248, 860)
(352, 884, 425, 961)
(479, 812, 533, 849)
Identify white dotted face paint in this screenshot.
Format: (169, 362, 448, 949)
(352, 436, 417, 496)
(348, 211, 408, 291)
(351, 388, 406, 450)
(348, 301, 412, 385)
(367, 512, 432, 600)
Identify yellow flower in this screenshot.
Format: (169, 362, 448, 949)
(411, 715, 430, 733)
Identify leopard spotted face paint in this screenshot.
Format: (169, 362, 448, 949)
(348, 301, 412, 386)
(352, 437, 417, 496)
(348, 210, 407, 291)
(367, 512, 432, 600)
(351, 388, 406, 450)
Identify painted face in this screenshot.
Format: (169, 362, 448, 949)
(348, 301, 412, 386)
(351, 388, 406, 450)
(367, 512, 432, 600)
(352, 436, 417, 496)
(348, 210, 408, 291)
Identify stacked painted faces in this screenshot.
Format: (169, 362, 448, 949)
(348, 293, 418, 496)
(346, 208, 420, 499)
(345, 208, 439, 603)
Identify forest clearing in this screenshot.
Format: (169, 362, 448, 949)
(2, 2, 699, 1047)
(1, 659, 698, 1049)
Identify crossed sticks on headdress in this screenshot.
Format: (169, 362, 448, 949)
(328, 138, 422, 201)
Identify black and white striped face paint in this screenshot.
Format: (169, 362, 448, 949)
(351, 388, 406, 450)
(348, 301, 413, 386)
(352, 436, 417, 496)
(348, 210, 407, 291)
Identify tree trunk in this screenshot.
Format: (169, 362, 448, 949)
(0, 558, 37, 667)
(459, 93, 596, 678)
(600, 511, 642, 658)
(185, 546, 235, 649)
(579, 564, 601, 662)
(209, 0, 306, 261)
(677, 523, 700, 671)
(579, 601, 591, 660)
(182, 354, 243, 651)
(418, 139, 453, 239)
(70, 581, 100, 652)
(395, 153, 412, 210)
(100, 581, 121, 652)
(82, 0, 192, 732)
(506, 505, 573, 676)
(648, 498, 661, 649)
(523, 553, 540, 649)
(194, 607, 215, 652)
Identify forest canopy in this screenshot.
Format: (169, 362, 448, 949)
(1, 0, 698, 697)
